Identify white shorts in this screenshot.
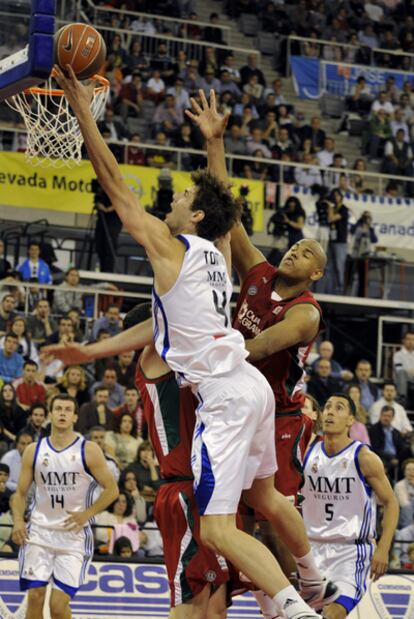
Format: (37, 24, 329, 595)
(19, 523, 93, 598)
(312, 540, 374, 613)
(192, 361, 277, 515)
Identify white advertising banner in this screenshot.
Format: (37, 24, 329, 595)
(287, 186, 414, 251)
(0, 558, 413, 618)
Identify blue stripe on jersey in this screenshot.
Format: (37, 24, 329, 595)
(152, 289, 170, 362)
(53, 576, 78, 598)
(302, 437, 320, 471)
(321, 440, 356, 459)
(32, 437, 42, 472)
(81, 439, 94, 478)
(354, 443, 372, 497)
(20, 578, 49, 591)
(194, 423, 215, 515)
(176, 234, 190, 251)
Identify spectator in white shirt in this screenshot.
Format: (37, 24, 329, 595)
(371, 91, 395, 118)
(391, 108, 410, 139)
(294, 153, 322, 187)
(316, 136, 336, 167)
(246, 127, 272, 158)
(166, 78, 190, 112)
(0, 431, 33, 491)
(370, 382, 413, 436)
(394, 331, 414, 403)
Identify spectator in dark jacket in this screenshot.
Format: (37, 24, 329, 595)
(307, 359, 344, 406)
(352, 359, 380, 411)
(76, 386, 114, 435)
(368, 405, 411, 480)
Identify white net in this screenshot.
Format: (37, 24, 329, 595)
(5, 73, 110, 168)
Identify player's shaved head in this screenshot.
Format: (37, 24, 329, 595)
(300, 239, 327, 271)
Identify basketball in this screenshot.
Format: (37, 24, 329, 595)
(54, 23, 106, 81)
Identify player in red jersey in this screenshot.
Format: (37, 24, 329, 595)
(46, 306, 230, 618)
(186, 92, 330, 611)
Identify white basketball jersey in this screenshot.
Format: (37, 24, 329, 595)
(302, 440, 376, 544)
(152, 234, 247, 385)
(30, 436, 97, 530)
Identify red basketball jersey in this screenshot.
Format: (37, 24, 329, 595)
(135, 362, 195, 479)
(233, 261, 323, 413)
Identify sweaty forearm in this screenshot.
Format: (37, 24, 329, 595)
(378, 497, 399, 552)
(87, 484, 119, 519)
(11, 492, 26, 523)
(207, 137, 228, 184)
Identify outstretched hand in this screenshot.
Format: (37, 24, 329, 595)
(54, 64, 95, 114)
(42, 341, 92, 366)
(185, 89, 229, 141)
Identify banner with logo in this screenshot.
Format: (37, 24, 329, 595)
(286, 185, 414, 250)
(291, 56, 408, 100)
(0, 559, 412, 618)
(0, 559, 262, 618)
(0, 153, 264, 231)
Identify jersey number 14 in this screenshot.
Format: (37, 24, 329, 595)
(51, 495, 65, 509)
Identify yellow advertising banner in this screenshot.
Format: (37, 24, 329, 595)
(0, 153, 264, 231)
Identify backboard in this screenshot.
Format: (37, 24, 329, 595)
(0, 0, 55, 101)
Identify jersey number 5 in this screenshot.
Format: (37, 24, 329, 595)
(325, 503, 334, 521)
(212, 290, 228, 327)
(51, 495, 65, 509)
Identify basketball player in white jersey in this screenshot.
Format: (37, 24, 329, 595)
(302, 394, 399, 619)
(55, 66, 335, 619)
(11, 394, 119, 619)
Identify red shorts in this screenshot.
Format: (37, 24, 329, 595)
(274, 412, 313, 499)
(153, 480, 229, 607)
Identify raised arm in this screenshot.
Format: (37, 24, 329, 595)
(186, 89, 265, 283)
(43, 318, 153, 365)
(54, 66, 180, 271)
(359, 447, 399, 580)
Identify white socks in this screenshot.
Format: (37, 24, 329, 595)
(252, 590, 280, 618)
(292, 549, 322, 581)
(273, 585, 314, 619)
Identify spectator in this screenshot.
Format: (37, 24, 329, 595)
(219, 70, 241, 98)
(126, 40, 150, 78)
(0, 295, 15, 336)
(220, 54, 241, 84)
(306, 359, 344, 406)
(27, 299, 57, 345)
(0, 240, 12, 280)
(280, 196, 306, 249)
(147, 132, 176, 170)
(382, 128, 413, 176)
(180, 60, 203, 95)
(299, 116, 326, 151)
(243, 74, 264, 105)
(90, 367, 125, 410)
(246, 127, 271, 158)
(200, 69, 221, 96)
(301, 393, 322, 446)
(349, 158, 368, 194)
(1, 316, 38, 364)
(371, 91, 395, 117)
(311, 340, 353, 382)
(119, 469, 147, 524)
(89, 425, 120, 483)
(166, 77, 190, 112)
(91, 305, 122, 340)
(0, 463, 11, 515)
(125, 133, 146, 166)
(0, 383, 26, 451)
(67, 307, 86, 341)
(56, 365, 89, 408)
(204, 12, 224, 44)
(0, 430, 32, 491)
(352, 359, 380, 411)
(94, 492, 142, 549)
(117, 74, 145, 125)
(53, 267, 83, 315)
(394, 332, 414, 404)
(98, 108, 129, 141)
(146, 69, 166, 103)
(130, 15, 156, 35)
(152, 94, 184, 136)
(125, 440, 161, 504)
(347, 76, 373, 116)
(17, 242, 52, 284)
(21, 403, 48, 442)
(92, 329, 116, 382)
(346, 384, 371, 444)
(45, 315, 76, 346)
(240, 53, 266, 88)
(113, 387, 144, 438)
(112, 536, 135, 558)
(13, 360, 46, 410)
(326, 189, 349, 295)
(294, 153, 323, 188)
(350, 211, 379, 296)
(316, 137, 336, 167)
(105, 412, 143, 471)
(314, 196, 331, 253)
(271, 126, 296, 159)
(391, 108, 410, 139)
(77, 386, 114, 435)
(0, 333, 23, 382)
(358, 23, 379, 49)
(324, 153, 346, 189)
(150, 42, 175, 85)
(369, 382, 413, 436)
(224, 123, 247, 155)
(369, 405, 411, 481)
(113, 352, 136, 389)
(394, 459, 414, 528)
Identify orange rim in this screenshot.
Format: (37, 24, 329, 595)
(23, 69, 109, 96)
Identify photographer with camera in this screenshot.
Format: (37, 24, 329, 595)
(267, 196, 306, 266)
(92, 179, 122, 273)
(350, 210, 378, 296)
(239, 185, 254, 237)
(147, 168, 174, 221)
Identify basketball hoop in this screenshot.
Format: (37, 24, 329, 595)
(6, 70, 110, 168)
